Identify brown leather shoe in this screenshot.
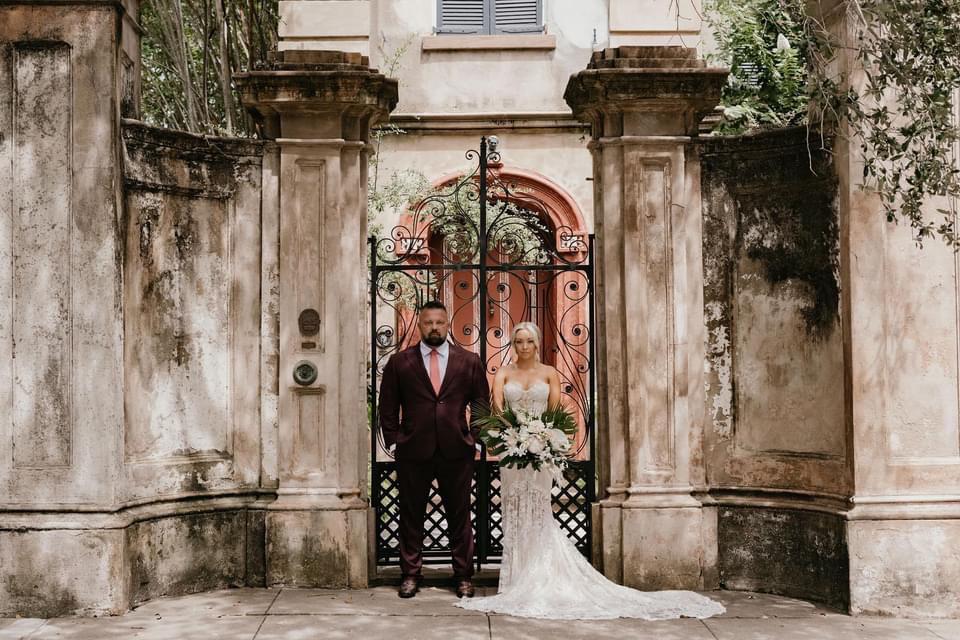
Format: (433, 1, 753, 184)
(455, 578, 475, 598)
(398, 577, 420, 598)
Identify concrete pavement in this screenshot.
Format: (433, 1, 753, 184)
(1, 587, 957, 639)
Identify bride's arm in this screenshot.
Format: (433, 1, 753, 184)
(491, 367, 507, 413)
(547, 366, 563, 410)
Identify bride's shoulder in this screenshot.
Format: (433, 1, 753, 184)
(539, 363, 560, 379)
(495, 363, 516, 381)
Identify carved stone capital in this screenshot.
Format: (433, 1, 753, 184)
(564, 46, 727, 137)
(235, 50, 399, 140)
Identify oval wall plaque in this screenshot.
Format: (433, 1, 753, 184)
(298, 308, 321, 336)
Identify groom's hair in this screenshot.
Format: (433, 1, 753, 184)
(420, 300, 447, 313)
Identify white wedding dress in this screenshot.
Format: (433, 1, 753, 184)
(456, 381, 725, 620)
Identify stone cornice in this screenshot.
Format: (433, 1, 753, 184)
(564, 46, 728, 137)
(387, 111, 588, 134)
(235, 50, 399, 139)
(0, 490, 278, 530)
(236, 70, 398, 113)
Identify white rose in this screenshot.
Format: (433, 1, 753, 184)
(527, 419, 546, 434)
(547, 428, 571, 450)
(527, 438, 544, 455)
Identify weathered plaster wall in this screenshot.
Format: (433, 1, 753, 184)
(0, 2, 129, 615)
(700, 127, 846, 495)
(842, 208, 960, 616)
(0, 29, 276, 610)
(117, 122, 272, 605)
(125, 510, 259, 605)
(718, 507, 848, 610)
(121, 122, 265, 501)
(0, 3, 124, 510)
(0, 529, 126, 617)
(700, 127, 849, 607)
(811, 0, 960, 616)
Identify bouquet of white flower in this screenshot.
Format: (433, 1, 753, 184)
(473, 405, 577, 478)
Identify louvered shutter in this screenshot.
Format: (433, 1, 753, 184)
(437, 0, 487, 34)
(492, 0, 542, 34)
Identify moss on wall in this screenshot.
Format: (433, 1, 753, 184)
(700, 126, 839, 339)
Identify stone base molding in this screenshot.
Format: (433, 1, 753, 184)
(0, 494, 273, 616)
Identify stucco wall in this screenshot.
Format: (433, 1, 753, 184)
(121, 122, 266, 501)
(372, 0, 604, 114)
(0, 3, 124, 514)
(699, 127, 849, 607)
(700, 128, 847, 496)
(282, 0, 710, 96)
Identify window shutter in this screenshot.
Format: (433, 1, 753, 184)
(437, 0, 487, 34)
(493, 0, 542, 34)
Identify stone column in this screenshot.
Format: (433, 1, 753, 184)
(0, 0, 138, 616)
(237, 51, 397, 587)
(565, 47, 726, 589)
(814, 1, 960, 617)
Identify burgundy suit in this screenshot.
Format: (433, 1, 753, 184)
(379, 342, 490, 579)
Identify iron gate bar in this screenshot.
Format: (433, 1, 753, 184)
(374, 264, 592, 272)
(476, 136, 489, 573)
(370, 136, 595, 569)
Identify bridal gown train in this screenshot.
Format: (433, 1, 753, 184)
(455, 381, 725, 620)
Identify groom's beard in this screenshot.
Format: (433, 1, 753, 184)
(421, 331, 447, 347)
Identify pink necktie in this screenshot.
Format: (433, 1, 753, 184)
(429, 348, 442, 394)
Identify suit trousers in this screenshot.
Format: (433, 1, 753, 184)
(397, 454, 476, 579)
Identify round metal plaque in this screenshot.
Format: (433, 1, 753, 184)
(298, 309, 321, 336)
(293, 360, 318, 386)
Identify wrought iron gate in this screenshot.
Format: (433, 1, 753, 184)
(369, 137, 595, 569)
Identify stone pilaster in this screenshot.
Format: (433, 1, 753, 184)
(0, 0, 138, 616)
(812, 1, 960, 617)
(565, 47, 726, 589)
(237, 51, 397, 587)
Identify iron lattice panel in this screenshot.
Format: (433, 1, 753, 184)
(374, 463, 480, 562)
(374, 461, 592, 565)
(485, 464, 504, 556)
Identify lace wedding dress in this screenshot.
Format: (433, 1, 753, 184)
(456, 381, 725, 620)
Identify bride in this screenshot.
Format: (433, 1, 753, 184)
(456, 322, 725, 620)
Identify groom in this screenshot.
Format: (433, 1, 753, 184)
(379, 300, 490, 599)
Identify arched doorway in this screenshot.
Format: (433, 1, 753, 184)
(394, 164, 592, 457)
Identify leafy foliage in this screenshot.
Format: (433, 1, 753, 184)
(706, 0, 809, 132)
(140, 0, 278, 135)
(810, 0, 960, 247)
(706, 0, 960, 247)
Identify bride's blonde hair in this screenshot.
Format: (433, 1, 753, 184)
(510, 322, 542, 362)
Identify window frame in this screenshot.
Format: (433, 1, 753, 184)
(436, 0, 544, 36)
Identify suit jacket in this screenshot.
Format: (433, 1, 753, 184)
(379, 342, 490, 462)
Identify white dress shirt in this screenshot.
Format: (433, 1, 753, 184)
(419, 339, 450, 383)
